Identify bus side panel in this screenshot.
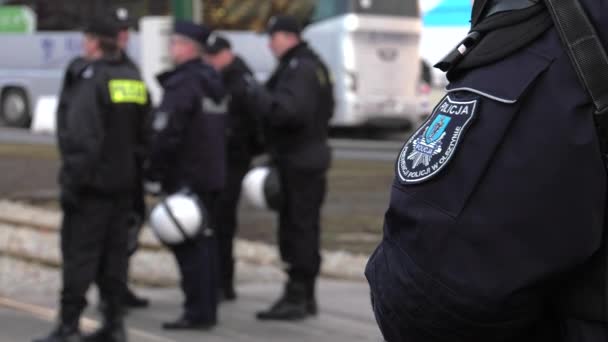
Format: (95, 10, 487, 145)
(303, 18, 352, 126)
(0, 33, 82, 128)
(305, 15, 424, 128)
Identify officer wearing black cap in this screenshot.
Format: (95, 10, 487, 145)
(93, 6, 150, 313)
(365, 0, 608, 341)
(57, 8, 137, 123)
(34, 15, 149, 342)
(114, 7, 132, 52)
(245, 15, 334, 321)
(203, 33, 262, 301)
(146, 20, 227, 331)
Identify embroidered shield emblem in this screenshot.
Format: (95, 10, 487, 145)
(397, 95, 478, 184)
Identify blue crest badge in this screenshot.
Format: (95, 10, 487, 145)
(397, 95, 478, 184)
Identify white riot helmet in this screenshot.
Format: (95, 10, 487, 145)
(149, 192, 207, 245)
(242, 166, 282, 211)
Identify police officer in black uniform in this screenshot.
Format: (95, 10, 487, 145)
(115, 6, 150, 310)
(146, 21, 227, 331)
(365, 0, 608, 341)
(93, 7, 150, 314)
(246, 15, 334, 321)
(203, 33, 261, 301)
(34, 16, 149, 342)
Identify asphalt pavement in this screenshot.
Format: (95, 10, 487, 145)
(0, 279, 382, 342)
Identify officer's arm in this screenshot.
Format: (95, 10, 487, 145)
(56, 71, 72, 155)
(136, 91, 152, 158)
(57, 61, 81, 152)
(254, 61, 319, 127)
(60, 79, 104, 185)
(147, 83, 194, 179)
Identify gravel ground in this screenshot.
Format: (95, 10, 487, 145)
(0, 257, 60, 299)
(0, 143, 394, 255)
(0, 200, 369, 285)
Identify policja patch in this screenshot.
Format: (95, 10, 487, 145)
(397, 95, 477, 184)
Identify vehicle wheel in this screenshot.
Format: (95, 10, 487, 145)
(1, 88, 31, 128)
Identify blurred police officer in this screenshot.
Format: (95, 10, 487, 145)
(146, 21, 227, 330)
(365, 0, 608, 341)
(93, 7, 150, 314)
(114, 6, 151, 310)
(56, 7, 133, 102)
(246, 15, 334, 321)
(34, 16, 149, 342)
(115, 7, 132, 53)
(203, 33, 261, 301)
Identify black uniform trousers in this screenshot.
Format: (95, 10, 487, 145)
(59, 190, 131, 324)
(216, 153, 252, 290)
(96, 160, 145, 301)
(169, 192, 219, 324)
(277, 166, 326, 284)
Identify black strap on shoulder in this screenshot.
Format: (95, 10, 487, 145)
(544, 0, 608, 115)
(544, 0, 608, 322)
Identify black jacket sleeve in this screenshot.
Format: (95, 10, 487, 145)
(56, 59, 89, 153)
(136, 91, 152, 158)
(59, 77, 105, 187)
(147, 80, 197, 180)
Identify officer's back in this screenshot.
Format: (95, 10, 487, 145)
(57, 34, 148, 197)
(262, 21, 334, 171)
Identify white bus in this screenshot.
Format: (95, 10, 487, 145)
(0, 0, 169, 128)
(0, 0, 429, 131)
(198, 0, 429, 129)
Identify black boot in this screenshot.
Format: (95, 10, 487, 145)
(256, 281, 309, 321)
(99, 287, 149, 313)
(220, 285, 237, 302)
(83, 307, 126, 342)
(32, 322, 82, 342)
(162, 315, 216, 331)
(306, 281, 318, 316)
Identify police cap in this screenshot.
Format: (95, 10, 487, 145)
(113, 7, 132, 30)
(174, 20, 211, 46)
(266, 15, 302, 35)
(84, 16, 119, 39)
(204, 32, 231, 55)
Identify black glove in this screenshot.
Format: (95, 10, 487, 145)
(243, 75, 273, 115)
(143, 182, 162, 196)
